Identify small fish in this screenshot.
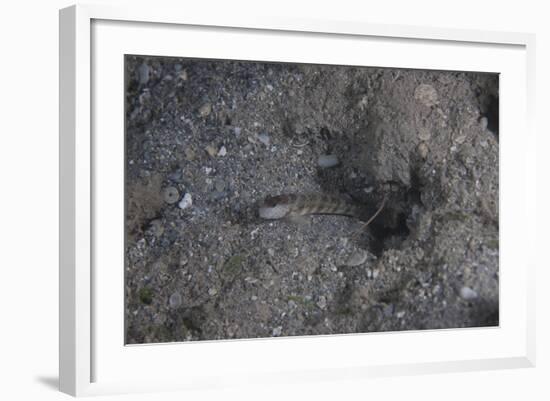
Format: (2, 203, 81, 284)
(258, 193, 368, 221)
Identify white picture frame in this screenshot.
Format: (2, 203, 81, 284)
(59, 3, 536, 397)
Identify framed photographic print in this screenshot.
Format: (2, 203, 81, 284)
(59, 4, 536, 396)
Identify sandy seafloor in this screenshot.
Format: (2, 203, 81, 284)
(124, 56, 499, 344)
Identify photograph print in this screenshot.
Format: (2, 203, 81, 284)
(124, 55, 499, 344)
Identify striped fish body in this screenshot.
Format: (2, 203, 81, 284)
(259, 193, 364, 220)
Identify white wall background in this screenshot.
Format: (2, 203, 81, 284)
(0, 0, 547, 400)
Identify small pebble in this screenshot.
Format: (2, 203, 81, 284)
(163, 186, 180, 204)
(272, 326, 283, 336)
(432, 284, 441, 295)
(138, 91, 151, 105)
(199, 103, 212, 117)
(460, 286, 478, 300)
(267, 248, 275, 257)
(396, 311, 406, 319)
(414, 84, 438, 107)
(357, 95, 368, 110)
(137, 63, 150, 84)
(234, 127, 242, 136)
(383, 304, 394, 317)
(257, 133, 270, 146)
(169, 292, 182, 308)
(345, 250, 368, 267)
(214, 179, 226, 192)
(454, 132, 467, 144)
(317, 154, 340, 168)
(251, 295, 258, 301)
(205, 145, 217, 157)
(317, 296, 327, 310)
(149, 219, 164, 237)
(217, 146, 227, 157)
(417, 142, 429, 159)
(178, 193, 193, 209)
(208, 288, 218, 296)
(480, 116, 489, 130)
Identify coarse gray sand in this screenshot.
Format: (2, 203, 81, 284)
(125, 56, 499, 344)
